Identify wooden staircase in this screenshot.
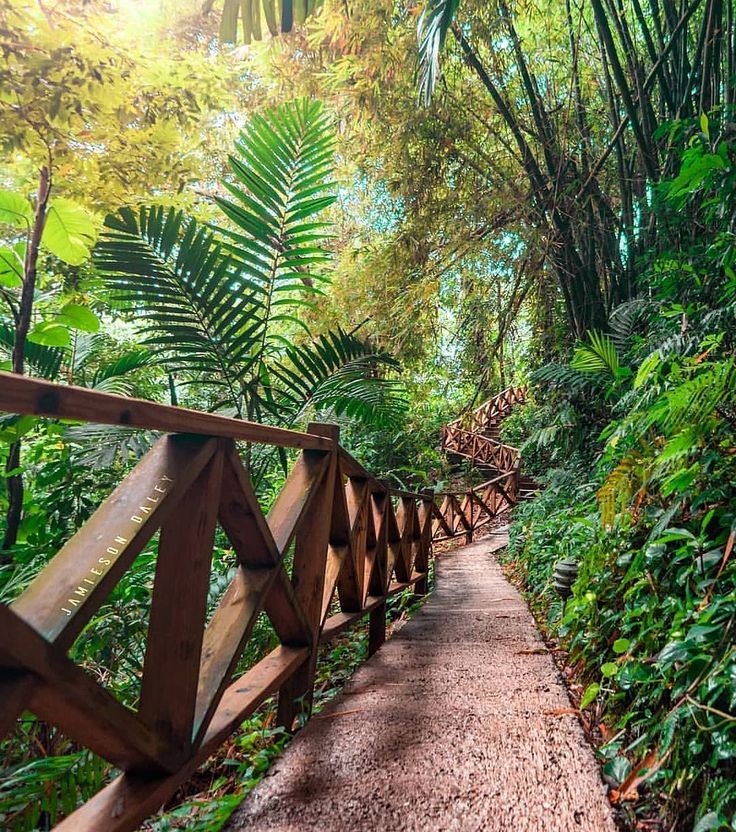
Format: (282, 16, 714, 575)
(441, 386, 525, 474)
(441, 386, 539, 499)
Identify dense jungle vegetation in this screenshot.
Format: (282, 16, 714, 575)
(0, 0, 735, 829)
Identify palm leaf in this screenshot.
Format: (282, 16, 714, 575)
(0, 321, 65, 380)
(270, 329, 407, 427)
(417, 0, 460, 105)
(94, 205, 259, 411)
(215, 99, 335, 365)
(214, 98, 337, 412)
(571, 332, 621, 377)
(65, 424, 157, 469)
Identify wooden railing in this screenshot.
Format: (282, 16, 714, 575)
(441, 386, 525, 471)
(0, 372, 521, 831)
(442, 425, 521, 471)
(445, 386, 526, 436)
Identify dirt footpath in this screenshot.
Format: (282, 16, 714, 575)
(227, 532, 617, 832)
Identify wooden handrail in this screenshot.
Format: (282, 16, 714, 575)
(444, 385, 526, 434)
(0, 373, 526, 832)
(0, 371, 333, 450)
(441, 387, 525, 474)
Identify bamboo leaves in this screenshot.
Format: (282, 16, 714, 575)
(218, 0, 324, 44)
(417, 0, 461, 106)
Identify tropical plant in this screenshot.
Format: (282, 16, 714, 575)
(216, 0, 324, 43)
(94, 99, 406, 443)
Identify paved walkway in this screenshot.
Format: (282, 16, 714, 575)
(228, 532, 617, 832)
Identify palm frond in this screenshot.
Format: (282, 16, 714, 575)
(417, 0, 460, 105)
(215, 98, 336, 364)
(271, 329, 407, 427)
(65, 424, 157, 469)
(0, 321, 65, 380)
(570, 331, 621, 376)
(94, 205, 256, 408)
(90, 348, 153, 395)
(530, 362, 595, 394)
(647, 360, 736, 434)
(608, 298, 649, 353)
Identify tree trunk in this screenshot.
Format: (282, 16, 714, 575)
(2, 166, 52, 556)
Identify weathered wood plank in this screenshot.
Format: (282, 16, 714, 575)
(138, 449, 223, 760)
(53, 646, 308, 832)
(11, 435, 216, 649)
(0, 670, 35, 741)
(0, 372, 333, 449)
(194, 565, 273, 739)
(218, 446, 311, 648)
(0, 606, 170, 773)
(277, 425, 338, 729)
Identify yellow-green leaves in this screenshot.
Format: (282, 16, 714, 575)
(571, 331, 621, 377)
(42, 199, 97, 266)
(0, 191, 96, 266)
(55, 303, 100, 333)
(27, 303, 100, 347)
(0, 192, 33, 229)
(218, 0, 322, 43)
(634, 351, 661, 389)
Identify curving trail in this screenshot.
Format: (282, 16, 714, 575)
(227, 532, 617, 832)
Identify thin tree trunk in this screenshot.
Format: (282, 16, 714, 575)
(2, 166, 51, 555)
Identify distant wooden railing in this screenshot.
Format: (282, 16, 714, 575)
(445, 386, 526, 436)
(0, 372, 521, 831)
(441, 386, 525, 471)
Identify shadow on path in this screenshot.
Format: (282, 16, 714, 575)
(227, 531, 616, 832)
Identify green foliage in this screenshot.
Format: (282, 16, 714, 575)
(570, 332, 623, 379)
(508, 126, 736, 829)
(95, 100, 406, 432)
(417, 0, 460, 105)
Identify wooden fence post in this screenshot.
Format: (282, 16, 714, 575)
(276, 423, 338, 731)
(415, 489, 434, 596)
(368, 602, 386, 656)
(465, 490, 474, 544)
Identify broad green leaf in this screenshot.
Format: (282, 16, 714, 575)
(602, 756, 631, 786)
(0, 191, 32, 228)
(57, 303, 100, 333)
(634, 351, 660, 388)
(580, 683, 599, 709)
(27, 321, 71, 347)
(693, 812, 725, 832)
(0, 246, 23, 288)
(42, 199, 97, 265)
(0, 414, 38, 444)
(601, 661, 618, 678)
(700, 112, 710, 140)
(612, 638, 630, 654)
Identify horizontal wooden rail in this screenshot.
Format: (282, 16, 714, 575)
(0, 371, 333, 450)
(0, 374, 524, 831)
